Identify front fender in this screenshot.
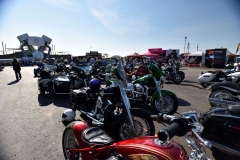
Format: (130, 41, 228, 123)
(151, 90, 177, 107)
(208, 82, 238, 91)
(116, 108, 151, 125)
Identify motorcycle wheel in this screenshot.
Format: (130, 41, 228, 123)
(118, 116, 155, 140)
(62, 122, 81, 160)
(178, 71, 185, 81)
(153, 95, 178, 115)
(172, 73, 182, 84)
(200, 82, 209, 88)
(208, 89, 236, 107)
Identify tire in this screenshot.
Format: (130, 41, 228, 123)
(153, 95, 178, 115)
(172, 73, 182, 84)
(208, 89, 236, 107)
(200, 82, 209, 88)
(178, 71, 185, 81)
(117, 116, 155, 140)
(62, 122, 81, 160)
(39, 85, 45, 95)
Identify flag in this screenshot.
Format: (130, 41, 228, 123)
(236, 43, 240, 53)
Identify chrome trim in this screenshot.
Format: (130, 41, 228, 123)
(220, 86, 240, 94)
(144, 85, 149, 99)
(80, 110, 104, 126)
(206, 140, 240, 156)
(208, 98, 240, 105)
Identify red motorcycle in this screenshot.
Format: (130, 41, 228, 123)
(62, 112, 212, 160)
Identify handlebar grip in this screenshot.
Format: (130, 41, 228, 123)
(150, 115, 158, 119)
(158, 122, 181, 141)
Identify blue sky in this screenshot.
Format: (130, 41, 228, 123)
(0, 0, 239, 56)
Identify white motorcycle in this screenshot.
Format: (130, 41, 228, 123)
(197, 69, 235, 88)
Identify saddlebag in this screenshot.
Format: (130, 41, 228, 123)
(53, 76, 70, 93)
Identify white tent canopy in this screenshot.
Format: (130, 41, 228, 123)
(188, 51, 203, 57)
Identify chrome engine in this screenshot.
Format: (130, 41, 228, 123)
(125, 83, 146, 100)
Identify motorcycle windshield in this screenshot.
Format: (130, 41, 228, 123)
(148, 64, 165, 80)
(117, 61, 128, 87)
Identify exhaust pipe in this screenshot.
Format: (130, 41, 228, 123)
(208, 98, 240, 106)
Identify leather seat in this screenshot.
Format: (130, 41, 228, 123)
(227, 105, 240, 115)
(82, 127, 113, 145)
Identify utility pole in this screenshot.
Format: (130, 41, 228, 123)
(2, 42, 5, 55)
(184, 37, 187, 53)
(5, 44, 7, 54)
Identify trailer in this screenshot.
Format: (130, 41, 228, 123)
(205, 48, 229, 67)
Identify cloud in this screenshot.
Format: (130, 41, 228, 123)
(41, 0, 77, 10)
(89, 2, 152, 34)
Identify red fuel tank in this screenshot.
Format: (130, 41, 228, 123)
(114, 136, 188, 160)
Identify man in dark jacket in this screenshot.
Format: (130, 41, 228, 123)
(166, 50, 177, 63)
(12, 57, 22, 81)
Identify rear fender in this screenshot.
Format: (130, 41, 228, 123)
(208, 82, 239, 92)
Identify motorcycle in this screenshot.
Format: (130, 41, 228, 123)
(198, 69, 235, 88)
(207, 81, 240, 107)
(72, 62, 92, 81)
(113, 63, 178, 115)
(162, 59, 185, 84)
(69, 61, 155, 140)
(33, 62, 44, 77)
(199, 104, 240, 157)
(38, 64, 71, 95)
(62, 112, 212, 160)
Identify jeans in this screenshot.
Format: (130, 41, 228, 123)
(15, 70, 22, 80)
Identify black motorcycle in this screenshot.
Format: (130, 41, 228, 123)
(161, 59, 185, 84)
(38, 64, 71, 95)
(69, 61, 155, 140)
(198, 105, 240, 157)
(208, 81, 240, 107)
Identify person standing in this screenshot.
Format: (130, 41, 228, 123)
(12, 57, 22, 81)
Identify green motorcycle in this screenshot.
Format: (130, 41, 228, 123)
(107, 63, 178, 114)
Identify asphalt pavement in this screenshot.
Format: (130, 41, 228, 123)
(0, 66, 235, 160)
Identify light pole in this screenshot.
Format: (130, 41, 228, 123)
(184, 37, 187, 53)
(197, 44, 199, 51)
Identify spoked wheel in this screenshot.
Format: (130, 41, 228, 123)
(153, 95, 178, 115)
(62, 123, 82, 160)
(172, 73, 182, 84)
(119, 116, 155, 140)
(209, 90, 235, 107)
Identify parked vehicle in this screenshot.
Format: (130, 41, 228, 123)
(116, 63, 178, 115)
(162, 59, 185, 84)
(33, 62, 44, 77)
(198, 69, 235, 88)
(72, 62, 92, 81)
(207, 81, 240, 107)
(62, 112, 211, 160)
(67, 61, 155, 140)
(199, 105, 240, 157)
(38, 64, 71, 95)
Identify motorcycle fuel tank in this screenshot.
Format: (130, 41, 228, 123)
(114, 136, 188, 160)
(133, 74, 155, 86)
